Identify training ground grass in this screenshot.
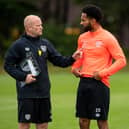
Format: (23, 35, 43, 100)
(0, 70, 129, 129)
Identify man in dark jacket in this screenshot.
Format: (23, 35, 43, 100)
(4, 15, 79, 129)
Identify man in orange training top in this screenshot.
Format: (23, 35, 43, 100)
(72, 4, 126, 129)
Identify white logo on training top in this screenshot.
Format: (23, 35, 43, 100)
(95, 41, 103, 47)
(40, 45, 47, 52)
(25, 47, 30, 51)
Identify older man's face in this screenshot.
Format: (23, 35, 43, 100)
(24, 15, 43, 37)
(30, 18, 43, 37)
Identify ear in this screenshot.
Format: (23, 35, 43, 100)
(91, 18, 96, 25)
(28, 26, 32, 32)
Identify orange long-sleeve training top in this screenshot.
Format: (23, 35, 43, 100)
(72, 27, 126, 87)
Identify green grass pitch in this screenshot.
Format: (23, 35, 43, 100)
(0, 71, 129, 129)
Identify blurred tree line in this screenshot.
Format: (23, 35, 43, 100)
(0, 0, 129, 60)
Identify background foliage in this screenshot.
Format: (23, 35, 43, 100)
(0, 0, 129, 58)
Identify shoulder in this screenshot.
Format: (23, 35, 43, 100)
(41, 38, 50, 44)
(9, 37, 23, 50)
(77, 32, 89, 47)
(101, 29, 120, 48)
(102, 29, 117, 41)
(78, 31, 89, 39)
(41, 38, 54, 47)
(8, 37, 29, 54)
(78, 32, 89, 42)
(14, 36, 28, 46)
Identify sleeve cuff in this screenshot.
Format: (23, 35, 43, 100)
(70, 56, 75, 62)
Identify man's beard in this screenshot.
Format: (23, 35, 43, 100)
(81, 23, 92, 32)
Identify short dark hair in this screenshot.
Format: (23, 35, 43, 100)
(82, 4, 103, 23)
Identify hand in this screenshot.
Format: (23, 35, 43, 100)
(93, 71, 101, 80)
(72, 68, 81, 77)
(72, 50, 83, 60)
(25, 74, 36, 84)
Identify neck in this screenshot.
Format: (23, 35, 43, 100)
(26, 31, 37, 38)
(91, 23, 102, 32)
(24, 33, 40, 41)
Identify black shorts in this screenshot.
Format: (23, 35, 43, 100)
(76, 77, 110, 120)
(18, 98, 52, 123)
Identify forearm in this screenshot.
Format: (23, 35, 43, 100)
(4, 63, 27, 81)
(50, 56, 75, 67)
(99, 57, 126, 77)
